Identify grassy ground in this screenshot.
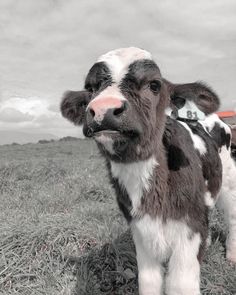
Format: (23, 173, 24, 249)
(0, 140, 127, 294)
(0, 140, 235, 294)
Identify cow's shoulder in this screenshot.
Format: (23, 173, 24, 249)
(199, 114, 231, 150)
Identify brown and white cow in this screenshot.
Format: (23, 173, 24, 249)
(60, 47, 236, 295)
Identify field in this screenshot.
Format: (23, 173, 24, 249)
(0, 140, 235, 295)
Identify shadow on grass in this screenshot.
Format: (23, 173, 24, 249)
(73, 230, 138, 295)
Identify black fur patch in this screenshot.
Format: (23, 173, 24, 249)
(60, 90, 91, 125)
(120, 59, 161, 91)
(106, 161, 133, 223)
(85, 62, 112, 94)
(163, 118, 192, 171)
(210, 123, 231, 149)
(113, 178, 133, 223)
(165, 144, 190, 171)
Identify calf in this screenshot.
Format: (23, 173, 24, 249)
(168, 82, 236, 263)
(61, 47, 236, 295)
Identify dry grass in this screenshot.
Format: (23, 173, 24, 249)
(0, 140, 126, 294)
(0, 140, 235, 294)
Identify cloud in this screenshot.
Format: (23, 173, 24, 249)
(0, 96, 57, 126)
(1, 97, 50, 115)
(0, 107, 34, 122)
(48, 103, 60, 113)
(0, 95, 80, 137)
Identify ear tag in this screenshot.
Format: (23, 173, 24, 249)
(177, 100, 206, 121)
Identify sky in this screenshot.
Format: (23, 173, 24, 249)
(0, 0, 236, 140)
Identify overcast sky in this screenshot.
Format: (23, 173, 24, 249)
(0, 0, 235, 138)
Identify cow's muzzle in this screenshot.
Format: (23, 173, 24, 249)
(83, 96, 142, 140)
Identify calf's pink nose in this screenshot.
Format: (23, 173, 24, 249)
(88, 96, 125, 122)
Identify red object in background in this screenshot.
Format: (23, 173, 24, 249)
(217, 111, 236, 118)
(217, 110, 236, 146)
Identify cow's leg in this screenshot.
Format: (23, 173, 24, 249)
(165, 231, 201, 295)
(217, 148, 236, 263)
(133, 231, 163, 295)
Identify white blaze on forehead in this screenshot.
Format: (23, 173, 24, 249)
(97, 47, 152, 83)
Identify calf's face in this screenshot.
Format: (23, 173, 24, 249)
(61, 48, 169, 162)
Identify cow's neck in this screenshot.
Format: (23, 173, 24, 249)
(109, 140, 169, 219)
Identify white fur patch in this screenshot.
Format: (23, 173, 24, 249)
(135, 243, 163, 295)
(199, 113, 231, 135)
(166, 229, 201, 295)
(217, 145, 236, 262)
(132, 215, 201, 294)
(92, 108, 107, 125)
(204, 191, 215, 208)
(94, 134, 115, 154)
(97, 47, 152, 83)
(132, 216, 200, 262)
(165, 107, 173, 116)
(110, 156, 157, 216)
(179, 121, 207, 155)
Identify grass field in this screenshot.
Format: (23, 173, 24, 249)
(0, 140, 235, 295)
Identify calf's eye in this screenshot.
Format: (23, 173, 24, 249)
(149, 80, 161, 93)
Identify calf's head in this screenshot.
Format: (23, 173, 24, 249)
(61, 47, 220, 162)
(165, 79, 220, 115)
(61, 47, 169, 162)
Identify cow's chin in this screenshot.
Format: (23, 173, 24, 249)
(92, 129, 140, 159)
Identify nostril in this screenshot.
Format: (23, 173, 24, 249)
(113, 107, 123, 116)
(89, 108, 95, 118)
(113, 102, 126, 116)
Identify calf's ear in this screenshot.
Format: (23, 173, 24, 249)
(191, 82, 220, 114)
(60, 90, 91, 125)
(164, 79, 220, 114)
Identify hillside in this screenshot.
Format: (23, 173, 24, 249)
(0, 130, 58, 145)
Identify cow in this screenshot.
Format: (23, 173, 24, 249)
(60, 47, 236, 295)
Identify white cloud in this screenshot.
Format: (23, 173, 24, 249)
(0, 97, 51, 117)
(0, 107, 34, 123)
(0, 95, 81, 138)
